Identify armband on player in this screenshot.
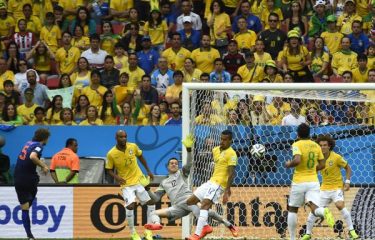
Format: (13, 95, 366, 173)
(345, 179, 350, 184)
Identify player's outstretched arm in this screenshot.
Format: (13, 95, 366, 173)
(343, 163, 352, 191)
(139, 155, 154, 181)
(182, 134, 194, 177)
(285, 155, 301, 168)
(30, 152, 48, 175)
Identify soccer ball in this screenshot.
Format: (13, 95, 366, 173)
(251, 144, 265, 158)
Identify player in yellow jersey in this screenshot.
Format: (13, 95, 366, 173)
(186, 130, 238, 240)
(106, 130, 155, 240)
(302, 135, 358, 240)
(285, 123, 335, 240)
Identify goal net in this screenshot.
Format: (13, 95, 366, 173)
(181, 83, 375, 240)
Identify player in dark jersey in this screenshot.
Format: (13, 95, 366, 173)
(14, 128, 50, 240)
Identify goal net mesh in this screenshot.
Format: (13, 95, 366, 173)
(187, 88, 375, 239)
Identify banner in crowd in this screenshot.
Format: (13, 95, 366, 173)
(1, 186, 374, 239)
(46, 86, 74, 108)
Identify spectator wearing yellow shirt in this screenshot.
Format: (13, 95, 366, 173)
(266, 97, 291, 125)
(58, 0, 84, 21)
(263, 60, 283, 82)
(352, 54, 369, 83)
(195, 100, 224, 125)
(59, 108, 77, 125)
(17, 4, 42, 36)
(79, 105, 104, 125)
(0, 58, 15, 91)
(32, 0, 53, 23)
(25, 41, 55, 80)
(162, 32, 191, 70)
(113, 43, 129, 71)
(81, 69, 108, 108)
(46, 95, 64, 125)
(113, 72, 134, 106)
(237, 51, 264, 83)
(367, 44, 375, 69)
(7, 0, 31, 21)
(29, 106, 48, 125)
(0, 2, 15, 52)
(331, 37, 358, 76)
(207, 0, 231, 54)
(165, 70, 183, 105)
(281, 30, 313, 83)
(17, 87, 38, 125)
(143, 9, 168, 52)
(100, 21, 121, 56)
(233, 16, 257, 51)
(55, 31, 81, 75)
(71, 25, 90, 53)
(99, 90, 121, 125)
(355, 0, 369, 17)
(110, 0, 132, 22)
(142, 104, 167, 125)
(320, 15, 344, 54)
(310, 37, 329, 77)
(254, 39, 272, 68)
(337, 0, 362, 35)
(121, 52, 145, 89)
(182, 57, 203, 82)
(40, 12, 61, 53)
(261, 0, 284, 30)
(191, 34, 220, 73)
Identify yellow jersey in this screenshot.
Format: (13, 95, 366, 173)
(105, 142, 143, 188)
(113, 85, 134, 105)
(81, 85, 108, 108)
(17, 103, 38, 124)
(182, 68, 203, 82)
(320, 31, 344, 54)
(114, 55, 129, 70)
(237, 64, 264, 83)
(266, 102, 291, 125)
(331, 51, 358, 75)
(210, 146, 238, 188)
(15, 16, 42, 34)
(352, 68, 368, 83)
(40, 25, 62, 53)
(46, 109, 63, 125)
(310, 51, 329, 74)
(110, 0, 133, 21)
(120, 67, 145, 89)
(207, 12, 231, 41)
(165, 84, 182, 101)
(0, 71, 15, 91)
(254, 52, 272, 68)
(162, 47, 191, 71)
(234, 30, 257, 50)
(320, 151, 347, 190)
(58, 0, 84, 20)
(79, 119, 104, 125)
(280, 46, 309, 71)
(367, 56, 375, 69)
(191, 48, 220, 73)
(355, 0, 369, 17)
(98, 105, 121, 125)
(291, 139, 324, 183)
(7, 0, 32, 20)
(143, 20, 168, 45)
(0, 16, 15, 37)
(71, 36, 90, 53)
(195, 114, 224, 125)
(101, 36, 119, 56)
(55, 46, 81, 74)
(337, 14, 362, 35)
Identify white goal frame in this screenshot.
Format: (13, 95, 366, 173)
(181, 82, 375, 239)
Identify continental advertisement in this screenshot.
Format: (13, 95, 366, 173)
(0, 186, 374, 239)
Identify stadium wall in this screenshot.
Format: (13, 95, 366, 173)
(0, 186, 374, 239)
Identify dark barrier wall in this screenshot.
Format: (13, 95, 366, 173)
(2, 126, 182, 175)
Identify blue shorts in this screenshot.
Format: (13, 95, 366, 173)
(14, 180, 38, 205)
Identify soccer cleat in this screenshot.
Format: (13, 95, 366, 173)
(131, 232, 142, 240)
(144, 223, 163, 230)
(144, 229, 154, 240)
(185, 234, 200, 240)
(349, 229, 359, 239)
(228, 225, 239, 237)
(199, 225, 213, 238)
(324, 208, 335, 228)
(301, 234, 311, 240)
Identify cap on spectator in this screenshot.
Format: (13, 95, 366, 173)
(344, 0, 355, 4)
(183, 16, 192, 23)
(287, 29, 300, 39)
(314, 0, 325, 8)
(142, 35, 151, 41)
(326, 15, 337, 22)
(0, 0, 6, 9)
(253, 95, 265, 102)
(265, 60, 277, 68)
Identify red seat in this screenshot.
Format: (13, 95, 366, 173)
(46, 75, 60, 89)
(112, 24, 124, 35)
(330, 75, 343, 83)
(96, 24, 102, 34)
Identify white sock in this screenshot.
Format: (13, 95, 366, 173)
(126, 209, 135, 233)
(314, 207, 325, 217)
(150, 210, 161, 224)
(195, 209, 208, 236)
(288, 212, 297, 240)
(208, 209, 231, 227)
(306, 212, 316, 235)
(341, 208, 354, 230)
(147, 205, 156, 224)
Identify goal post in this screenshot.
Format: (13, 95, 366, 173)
(181, 83, 375, 239)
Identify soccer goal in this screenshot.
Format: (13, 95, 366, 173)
(181, 83, 375, 240)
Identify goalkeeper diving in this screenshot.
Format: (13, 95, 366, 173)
(144, 134, 238, 237)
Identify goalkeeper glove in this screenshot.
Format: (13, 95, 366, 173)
(139, 175, 150, 187)
(182, 134, 194, 149)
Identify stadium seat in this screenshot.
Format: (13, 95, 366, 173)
(330, 75, 343, 83)
(112, 23, 124, 34)
(46, 75, 60, 89)
(96, 24, 102, 34)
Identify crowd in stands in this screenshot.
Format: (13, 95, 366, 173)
(0, 0, 374, 126)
